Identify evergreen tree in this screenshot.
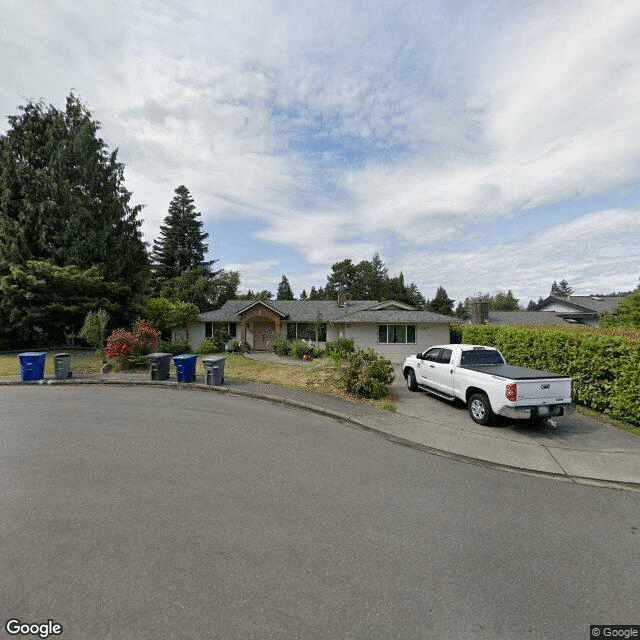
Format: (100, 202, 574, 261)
(299, 289, 308, 300)
(427, 286, 455, 316)
(239, 290, 273, 301)
(150, 185, 220, 310)
(309, 286, 325, 300)
(0, 93, 148, 346)
(324, 254, 427, 305)
(550, 279, 573, 297)
(276, 274, 295, 300)
(492, 289, 520, 311)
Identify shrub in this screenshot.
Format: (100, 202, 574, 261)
(339, 348, 394, 399)
(325, 336, 355, 360)
(312, 347, 325, 359)
(197, 338, 221, 355)
(274, 336, 292, 356)
(226, 340, 242, 353)
(105, 319, 161, 370)
(449, 322, 463, 344)
(79, 309, 110, 351)
(461, 323, 640, 425)
(159, 338, 192, 356)
(290, 339, 313, 359)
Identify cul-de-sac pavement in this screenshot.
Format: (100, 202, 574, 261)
(1, 368, 639, 639)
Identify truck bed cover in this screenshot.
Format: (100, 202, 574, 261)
(459, 364, 569, 380)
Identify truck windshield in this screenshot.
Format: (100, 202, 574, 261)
(460, 350, 504, 366)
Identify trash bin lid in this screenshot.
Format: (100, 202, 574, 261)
(173, 353, 197, 360)
(203, 356, 226, 363)
(148, 352, 171, 358)
(54, 353, 70, 358)
(18, 352, 47, 358)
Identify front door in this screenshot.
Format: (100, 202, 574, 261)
(253, 321, 276, 350)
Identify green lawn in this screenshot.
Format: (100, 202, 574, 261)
(0, 351, 395, 411)
(0, 349, 104, 377)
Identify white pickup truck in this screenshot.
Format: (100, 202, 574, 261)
(403, 344, 574, 425)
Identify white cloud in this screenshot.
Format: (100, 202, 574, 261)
(1, 0, 639, 300)
(401, 209, 640, 302)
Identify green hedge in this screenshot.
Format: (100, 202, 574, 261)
(461, 324, 640, 426)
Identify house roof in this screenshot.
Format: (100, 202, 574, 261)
(200, 299, 452, 324)
(533, 295, 627, 314)
(485, 311, 577, 325)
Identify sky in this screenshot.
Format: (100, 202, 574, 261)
(1, 0, 639, 306)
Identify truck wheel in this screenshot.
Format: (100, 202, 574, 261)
(406, 369, 418, 392)
(468, 393, 494, 425)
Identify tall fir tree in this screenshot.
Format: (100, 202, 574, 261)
(427, 286, 455, 316)
(550, 279, 573, 297)
(0, 93, 148, 346)
(276, 274, 295, 300)
(150, 185, 220, 310)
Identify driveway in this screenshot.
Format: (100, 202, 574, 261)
(390, 364, 640, 453)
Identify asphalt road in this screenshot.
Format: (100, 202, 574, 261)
(1, 386, 638, 640)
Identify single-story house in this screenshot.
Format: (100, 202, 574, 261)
(457, 308, 578, 326)
(458, 297, 629, 328)
(176, 298, 453, 363)
(531, 295, 628, 327)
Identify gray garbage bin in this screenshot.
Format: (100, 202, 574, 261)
(54, 353, 72, 379)
(148, 352, 172, 381)
(203, 356, 226, 386)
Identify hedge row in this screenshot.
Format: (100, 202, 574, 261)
(461, 324, 640, 426)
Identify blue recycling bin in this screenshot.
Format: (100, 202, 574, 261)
(18, 352, 47, 381)
(173, 354, 197, 383)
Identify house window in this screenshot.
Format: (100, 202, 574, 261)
(205, 322, 237, 338)
(378, 324, 416, 344)
(286, 322, 327, 341)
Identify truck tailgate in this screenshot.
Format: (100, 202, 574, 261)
(516, 378, 572, 402)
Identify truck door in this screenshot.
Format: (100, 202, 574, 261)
(432, 348, 454, 395)
(416, 347, 440, 385)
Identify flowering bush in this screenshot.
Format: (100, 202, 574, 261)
(106, 319, 160, 369)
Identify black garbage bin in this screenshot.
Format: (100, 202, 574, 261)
(203, 356, 226, 386)
(148, 352, 172, 381)
(54, 353, 72, 379)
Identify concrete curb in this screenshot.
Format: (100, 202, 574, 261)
(3, 376, 639, 492)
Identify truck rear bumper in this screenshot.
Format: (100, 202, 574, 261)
(498, 404, 575, 420)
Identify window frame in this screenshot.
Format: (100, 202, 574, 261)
(378, 324, 417, 344)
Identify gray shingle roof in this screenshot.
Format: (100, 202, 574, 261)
(487, 311, 576, 325)
(534, 295, 627, 314)
(199, 300, 452, 324)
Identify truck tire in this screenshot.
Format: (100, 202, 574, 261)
(406, 369, 418, 392)
(468, 393, 494, 425)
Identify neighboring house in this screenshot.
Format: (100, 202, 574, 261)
(458, 295, 628, 328)
(531, 295, 628, 327)
(457, 309, 577, 326)
(175, 298, 453, 363)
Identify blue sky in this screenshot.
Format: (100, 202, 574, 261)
(2, 0, 639, 305)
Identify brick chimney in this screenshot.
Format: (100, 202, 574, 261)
(337, 291, 347, 307)
(471, 301, 489, 324)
